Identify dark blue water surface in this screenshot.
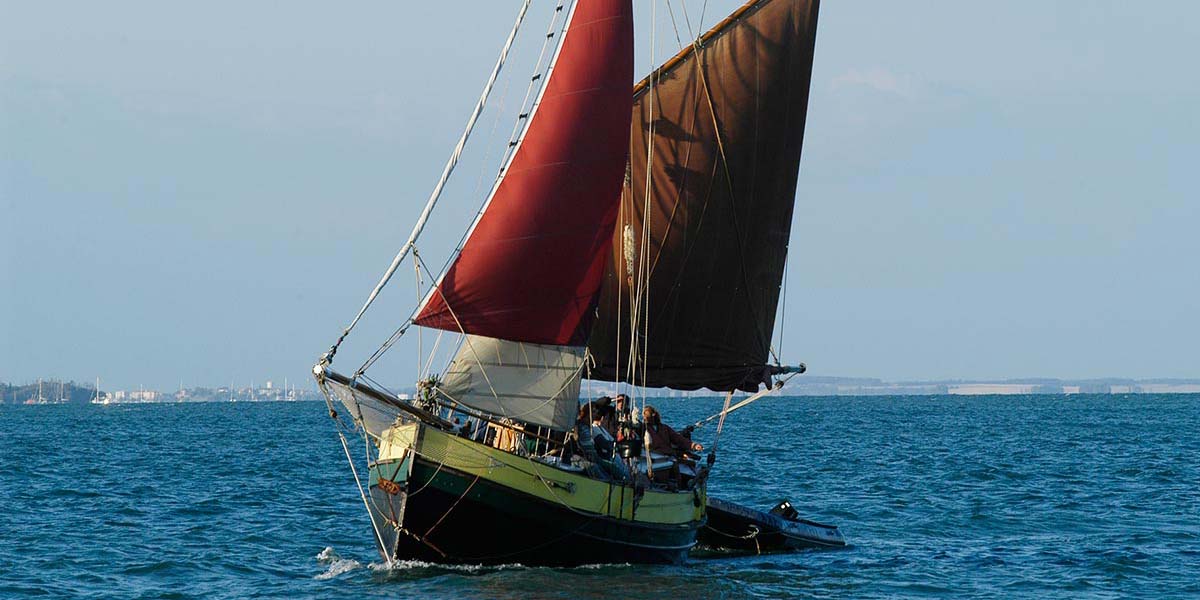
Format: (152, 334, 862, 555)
(2, 395, 1198, 599)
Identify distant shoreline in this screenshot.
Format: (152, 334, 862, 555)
(774, 376, 1200, 397)
(6, 376, 1200, 405)
(0, 380, 321, 406)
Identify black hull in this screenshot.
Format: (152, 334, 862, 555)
(371, 456, 701, 566)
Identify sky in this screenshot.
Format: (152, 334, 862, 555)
(2, 1, 1198, 391)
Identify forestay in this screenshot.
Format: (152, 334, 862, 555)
(436, 335, 584, 431)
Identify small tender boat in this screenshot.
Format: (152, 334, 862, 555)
(697, 498, 846, 554)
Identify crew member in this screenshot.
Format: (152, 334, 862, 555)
(642, 405, 702, 458)
(613, 394, 640, 440)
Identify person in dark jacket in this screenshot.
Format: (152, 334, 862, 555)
(642, 405, 702, 458)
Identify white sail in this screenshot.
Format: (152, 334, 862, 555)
(438, 335, 584, 431)
(326, 382, 401, 441)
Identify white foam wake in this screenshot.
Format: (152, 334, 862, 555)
(316, 546, 628, 580)
(314, 546, 364, 580)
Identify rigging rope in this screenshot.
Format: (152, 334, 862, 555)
(322, 0, 534, 363)
(414, 255, 423, 377)
(627, 0, 659, 404)
(412, 251, 503, 402)
(363, 2, 580, 423)
(317, 380, 393, 566)
(690, 384, 779, 432)
(494, 1, 568, 181)
(713, 390, 734, 452)
(778, 253, 788, 362)
(347, 1, 574, 380)
(665, 1, 686, 50)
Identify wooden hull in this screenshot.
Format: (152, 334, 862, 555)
(367, 422, 704, 566)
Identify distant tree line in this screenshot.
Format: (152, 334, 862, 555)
(0, 380, 99, 404)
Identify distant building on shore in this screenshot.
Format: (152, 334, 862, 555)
(948, 384, 1037, 396)
(1136, 383, 1200, 394)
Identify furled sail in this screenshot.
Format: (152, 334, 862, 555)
(589, 0, 820, 391)
(414, 0, 635, 347)
(437, 335, 584, 431)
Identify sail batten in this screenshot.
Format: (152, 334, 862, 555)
(414, 1, 635, 347)
(589, 0, 820, 392)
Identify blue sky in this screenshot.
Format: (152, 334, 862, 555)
(2, 1, 1197, 390)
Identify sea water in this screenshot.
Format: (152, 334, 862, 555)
(1, 395, 1197, 599)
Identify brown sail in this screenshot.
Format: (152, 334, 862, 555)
(588, 0, 820, 392)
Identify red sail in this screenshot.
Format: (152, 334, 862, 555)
(414, 0, 634, 346)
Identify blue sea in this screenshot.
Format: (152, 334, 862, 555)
(2, 395, 1197, 599)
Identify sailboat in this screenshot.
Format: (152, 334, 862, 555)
(314, 0, 820, 566)
(91, 377, 108, 404)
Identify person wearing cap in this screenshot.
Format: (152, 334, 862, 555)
(613, 394, 639, 441)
